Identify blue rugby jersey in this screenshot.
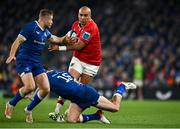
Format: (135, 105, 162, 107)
(17, 21, 52, 62)
(47, 70, 99, 109)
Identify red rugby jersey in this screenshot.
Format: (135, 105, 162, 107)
(71, 19, 101, 66)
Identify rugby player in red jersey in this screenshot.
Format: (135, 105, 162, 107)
(48, 6, 102, 121)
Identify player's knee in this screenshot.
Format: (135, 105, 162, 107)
(43, 87, 50, 94)
(25, 84, 35, 92)
(66, 113, 78, 123)
(40, 88, 50, 97)
(66, 117, 78, 123)
(40, 86, 50, 94)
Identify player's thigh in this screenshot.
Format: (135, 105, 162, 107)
(80, 62, 100, 84)
(68, 57, 83, 80)
(34, 72, 50, 91)
(95, 96, 118, 112)
(69, 68, 81, 81)
(79, 73, 93, 84)
(16, 61, 35, 89)
(67, 103, 82, 123)
(21, 72, 35, 90)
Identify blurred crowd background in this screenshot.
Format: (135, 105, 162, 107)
(0, 0, 179, 99)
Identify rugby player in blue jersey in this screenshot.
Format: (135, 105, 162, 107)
(47, 70, 136, 124)
(5, 9, 73, 123)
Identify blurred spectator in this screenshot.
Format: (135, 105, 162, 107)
(133, 57, 144, 100)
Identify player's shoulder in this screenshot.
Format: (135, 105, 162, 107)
(72, 21, 79, 27)
(88, 20, 98, 27)
(25, 21, 36, 27)
(84, 20, 99, 32)
(22, 21, 36, 30)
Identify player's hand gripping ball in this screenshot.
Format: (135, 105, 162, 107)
(66, 30, 77, 38)
(66, 30, 77, 44)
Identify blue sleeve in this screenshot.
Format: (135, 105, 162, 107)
(46, 29, 52, 39)
(19, 23, 33, 40)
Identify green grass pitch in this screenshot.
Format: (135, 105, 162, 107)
(0, 97, 180, 128)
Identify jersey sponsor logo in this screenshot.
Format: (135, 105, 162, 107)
(34, 40, 45, 45)
(82, 31, 91, 40)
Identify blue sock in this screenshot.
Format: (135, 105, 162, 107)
(116, 84, 126, 95)
(9, 91, 24, 106)
(82, 113, 100, 123)
(27, 92, 43, 111)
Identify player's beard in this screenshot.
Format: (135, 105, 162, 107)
(45, 24, 51, 29)
(80, 19, 89, 26)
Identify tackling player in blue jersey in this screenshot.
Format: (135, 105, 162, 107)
(5, 9, 73, 123)
(47, 70, 136, 123)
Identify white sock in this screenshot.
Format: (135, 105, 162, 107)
(55, 103, 62, 114)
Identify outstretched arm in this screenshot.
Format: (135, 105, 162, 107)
(48, 35, 76, 45)
(48, 39, 86, 51)
(48, 35, 65, 43)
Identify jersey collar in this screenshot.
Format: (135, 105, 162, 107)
(78, 19, 92, 28)
(35, 20, 44, 31)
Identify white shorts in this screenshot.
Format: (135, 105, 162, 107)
(133, 80, 143, 87)
(68, 57, 100, 77)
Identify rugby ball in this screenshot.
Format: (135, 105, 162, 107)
(66, 30, 77, 38)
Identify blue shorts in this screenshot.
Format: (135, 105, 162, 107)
(70, 85, 100, 109)
(16, 60, 45, 77)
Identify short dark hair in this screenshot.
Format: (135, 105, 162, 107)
(39, 9, 53, 17)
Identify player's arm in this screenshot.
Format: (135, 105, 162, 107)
(63, 29, 92, 51)
(48, 35, 65, 43)
(6, 35, 25, 64)
(48, 39, 86, 51)
(48, 35, 75, 45)
(66, 39, 86, 50)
